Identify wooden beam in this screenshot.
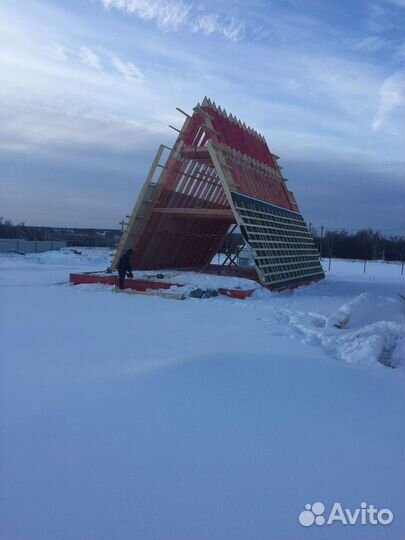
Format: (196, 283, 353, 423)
(176, 107, 191, 118)
(180, 145, 212, 161)
(193, 105, 215, 121)
(109, 144, 166, 271)
(113, 289, 186, 300)
(200, 123, 220, 136)
(152, 207, 235, 221)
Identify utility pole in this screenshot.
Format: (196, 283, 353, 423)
(319, 226, 324, 259)
(328, 234, 334, 272)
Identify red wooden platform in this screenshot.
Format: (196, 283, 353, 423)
(69, 272, 256, 300)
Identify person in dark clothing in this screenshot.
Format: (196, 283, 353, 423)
(118, 249, 133, 289)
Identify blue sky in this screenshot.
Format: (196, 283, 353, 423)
(1, 0, 404, 232)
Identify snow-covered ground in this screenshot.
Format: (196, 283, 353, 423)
(1, 249, 404, 540)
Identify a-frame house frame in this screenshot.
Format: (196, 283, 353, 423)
(110, 98, 324, 291)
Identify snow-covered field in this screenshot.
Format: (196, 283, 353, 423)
(1, 249, 404, 540)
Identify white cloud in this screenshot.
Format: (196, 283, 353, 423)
(101, 0, 191, 30)
(1, 0, 403, 159)
(383, 0, 405, 7)
(1, 0, 404, 229)
(192, 14, 245, 42)
(372, 71, 405, 130)
(44, 42, 102, 70)
(100, 0, 244, 41)
(78, 46, 101, 69)
(353, 35, 391, 53)
(44, 40, 143, 82)
(111, 55, 144, 80)
(44, 41, 72, 61)
(0, 106, 159, 152)
(365, 1, 404, 34)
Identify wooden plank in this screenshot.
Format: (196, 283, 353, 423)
(109, 144, 166, 271)
(180, 145, 211, 160)
(176, 107, 191, 118)
(206, 140, 267, 287)
(152, 208, 234, 220)
(113, 289, 185, 300)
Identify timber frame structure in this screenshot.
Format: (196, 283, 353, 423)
(110, 98, 324, 290)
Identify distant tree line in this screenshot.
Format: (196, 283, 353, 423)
(220, 227, 405, 262)
(0, 218, 26, 238)
(0, 218, 120, 248)
(2, 218, 404, 261)
(313, 228, 404, 262)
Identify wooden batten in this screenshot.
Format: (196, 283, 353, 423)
(180, 145, 212, 161)
(152, 208, 234, 221)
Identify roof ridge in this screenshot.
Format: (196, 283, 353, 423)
(198, 98, 268, 142)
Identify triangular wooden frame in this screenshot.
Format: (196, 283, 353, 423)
(110, 100, 324, 290)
